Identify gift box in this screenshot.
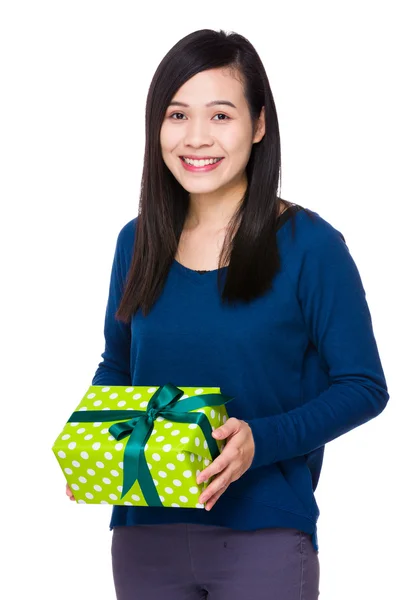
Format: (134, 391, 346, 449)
(52, 383, 232, 508)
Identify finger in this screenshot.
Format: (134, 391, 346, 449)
(66, 486, 75, 500)
(197, 452, 230, 484)
(197, 439, 240, 484)
(199, 467, 232, 504)
(211, 417, 241, 440)
(205, 486, 227, 511)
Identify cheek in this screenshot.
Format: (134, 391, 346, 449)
(224, 133, 252, 163)
(160, 124, 181, 153)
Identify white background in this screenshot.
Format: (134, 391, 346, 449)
(1, 1, 413, 598)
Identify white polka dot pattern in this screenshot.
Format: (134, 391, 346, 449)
(52, 385, 228, 508)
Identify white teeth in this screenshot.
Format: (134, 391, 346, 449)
(183, 157, 222, 166)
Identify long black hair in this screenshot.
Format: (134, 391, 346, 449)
(116, 28, 312, 322)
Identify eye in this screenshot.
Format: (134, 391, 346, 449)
(170, 112, 186, 120)
(168, 112, 231, 121)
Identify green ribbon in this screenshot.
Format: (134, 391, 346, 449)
(68, 383, 233, 506)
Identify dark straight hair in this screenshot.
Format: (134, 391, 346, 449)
(116, 28, 313, 322)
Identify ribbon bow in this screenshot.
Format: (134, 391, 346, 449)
(68, 383, 233, 506)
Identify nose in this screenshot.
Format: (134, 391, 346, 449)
(183, 117, 214, 148)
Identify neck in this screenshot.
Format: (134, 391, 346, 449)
(185, 174, 247, 232)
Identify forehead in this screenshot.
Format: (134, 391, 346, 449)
(171, 68, 245, 107)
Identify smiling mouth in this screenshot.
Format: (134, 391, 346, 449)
(180, 156, 224, 165)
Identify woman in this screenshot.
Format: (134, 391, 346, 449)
(66, 28, 389, 599)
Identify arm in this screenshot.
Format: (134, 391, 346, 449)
(247, 230, 389, 470)
(91, 226, 132, 386)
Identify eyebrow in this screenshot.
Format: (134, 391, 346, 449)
(167, 100, 237, 109)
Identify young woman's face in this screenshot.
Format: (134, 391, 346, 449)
(160, 68, 265, 198)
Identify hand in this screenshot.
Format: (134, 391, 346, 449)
(196, 417, 255, 511)
(66, 483, 75, 501)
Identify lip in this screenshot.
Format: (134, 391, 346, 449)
(180, 156, 224, 173)
(181, 155, 224, 160)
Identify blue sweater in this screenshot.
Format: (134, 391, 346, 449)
(91, 205, 389, 552)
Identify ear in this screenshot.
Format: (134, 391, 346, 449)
(252, 106, 266, 144)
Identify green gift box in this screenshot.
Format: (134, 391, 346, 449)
(52, 383, 233, 508)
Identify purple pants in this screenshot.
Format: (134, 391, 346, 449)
(111, 523, 320, 599)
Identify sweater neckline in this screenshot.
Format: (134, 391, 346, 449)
(172, 258, 226, 285)
(172, 204, 304, 286)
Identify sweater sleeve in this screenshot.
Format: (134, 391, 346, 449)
(246, 229, 389, 470)
(91, 227, 132, 386)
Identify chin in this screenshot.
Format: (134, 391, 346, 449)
(180, 181, 224, 194)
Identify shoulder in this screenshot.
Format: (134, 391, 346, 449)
(116, 216, 137, 251)
(281, 204, 347, 252)
(116, 208, 347, 258)
(110, 217, 137, 274)
(276, 205, 352, 284)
